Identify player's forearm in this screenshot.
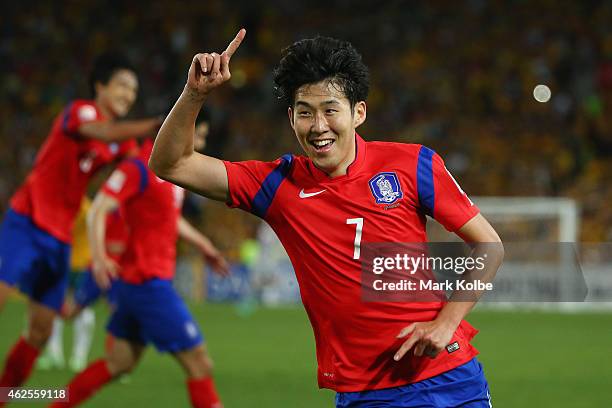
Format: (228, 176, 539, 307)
(149, 88, 205, 178)
(434, 301, 477, 332)
(87, 194, 120, 260)
(436, 241, 504, 329)
(80, 118, 160, 142)
(86, 205, 109, 260)
(177, 216, 213, 252)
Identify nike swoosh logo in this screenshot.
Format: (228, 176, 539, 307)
(299, 189, 326, 198)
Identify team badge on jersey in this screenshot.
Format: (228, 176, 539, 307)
(369, 172, 403, 205)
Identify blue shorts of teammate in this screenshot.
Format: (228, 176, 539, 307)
(107, 278, 203, 353)
(74, 269, 119, 309)
(0, 209, 70, 312)
(336, 358, 492, 408)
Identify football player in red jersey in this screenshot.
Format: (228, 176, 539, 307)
(40, 119, 213, 375)
(150, 30, 504, 408)
(0, 53, 161, 397)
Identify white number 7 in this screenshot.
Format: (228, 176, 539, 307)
(346, 218, 364, 260)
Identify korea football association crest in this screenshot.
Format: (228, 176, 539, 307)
(369, 172, 403, 206)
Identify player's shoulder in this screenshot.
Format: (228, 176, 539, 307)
(66, 99, 96, 111)
(289, 153, 316, 175)
(365, 140, 437, 162)
(116, 156, 147, 176)
(289, 153, 307, 167)
(231, 153, 294, 166)
(69, 98, 96, 107)
(65, 99, 100, 121)
(107, 156, 150, 191)
(245, 153, 296, 172)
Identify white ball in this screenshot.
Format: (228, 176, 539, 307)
(533, 84, 551, 103)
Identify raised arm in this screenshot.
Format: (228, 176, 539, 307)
(177, 216, 230, 276)
(80, 118, 161, 143)
(149, 29, 246, 201)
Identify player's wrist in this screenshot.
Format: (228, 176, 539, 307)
(91, 250, 108, 263)
(183, 85, 209, 102)
(433, 313, 461, 333)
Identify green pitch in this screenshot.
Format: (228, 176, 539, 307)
(0, 301, 610, 407)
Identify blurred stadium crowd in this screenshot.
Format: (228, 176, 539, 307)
(1, 0, 611, 251)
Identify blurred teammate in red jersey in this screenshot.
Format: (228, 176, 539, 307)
(0, 53, 160, 399)
(58, 118, 213, 374)
(51, 134, 228, 408)
(39, 119, 212, 376)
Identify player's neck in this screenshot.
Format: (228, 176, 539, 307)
(319, 141, 357, 178)
(94, 98, 116, 120)
(327, 160, 352, 178)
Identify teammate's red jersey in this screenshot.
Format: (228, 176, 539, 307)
(104, 209, 129, 262)
(224, 134, 480, 392)
(101, 139, 184, 284)
(10, 100, 137, 243)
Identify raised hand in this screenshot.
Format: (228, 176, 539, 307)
(186, 28, 246, 97)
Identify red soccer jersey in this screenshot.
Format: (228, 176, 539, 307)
(104, 209, 129, 262)
(10, 100, 138, 243)
(224, 134, 480, 392)
(101, 140, 184, 284)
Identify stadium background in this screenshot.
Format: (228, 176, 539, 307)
(1, 1, 611, 407)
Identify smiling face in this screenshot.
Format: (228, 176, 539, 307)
(95, 69, 138, 118)
(289, 80, 366, 177)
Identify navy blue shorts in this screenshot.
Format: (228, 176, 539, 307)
(336, 358, 492, 408)
(0, 209, 70, 312)
(107, 278, 203, 353)
(74, 268, 119, 309)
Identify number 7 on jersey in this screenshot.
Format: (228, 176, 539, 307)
(346, 217, 364, 260)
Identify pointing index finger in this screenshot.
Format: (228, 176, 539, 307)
(224, 28, 246, 59)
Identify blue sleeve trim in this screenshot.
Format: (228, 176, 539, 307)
(127, 158, 149, 194)
(417, 146, 435, 216)
(251, 154, 293, 219)
(61, 102, 77, 138)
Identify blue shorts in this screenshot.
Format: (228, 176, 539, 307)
(107, 278, 203, 353)
(74, 269, 119, 309)
(336, 358, 492, 408)
(0, 209, 70, 312)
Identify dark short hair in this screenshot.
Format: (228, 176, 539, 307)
(88, 53, 136, 97)
(272, 36, 369, 108)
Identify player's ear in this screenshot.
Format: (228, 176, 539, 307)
(288, 106, 295, 130)
(353, 101, 366, 128)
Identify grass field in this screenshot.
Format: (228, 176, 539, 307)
(0, 300, 610, 407)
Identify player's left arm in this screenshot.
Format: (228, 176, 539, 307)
(78, 118, 161, 142)
(439, 213, 503, 320)
(87, 192, 122, 290)
(87, 161, 143, 289)
(395, 148, 504, 361)
(395, 215, 504, 361)
(177, 216, 230, 276)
